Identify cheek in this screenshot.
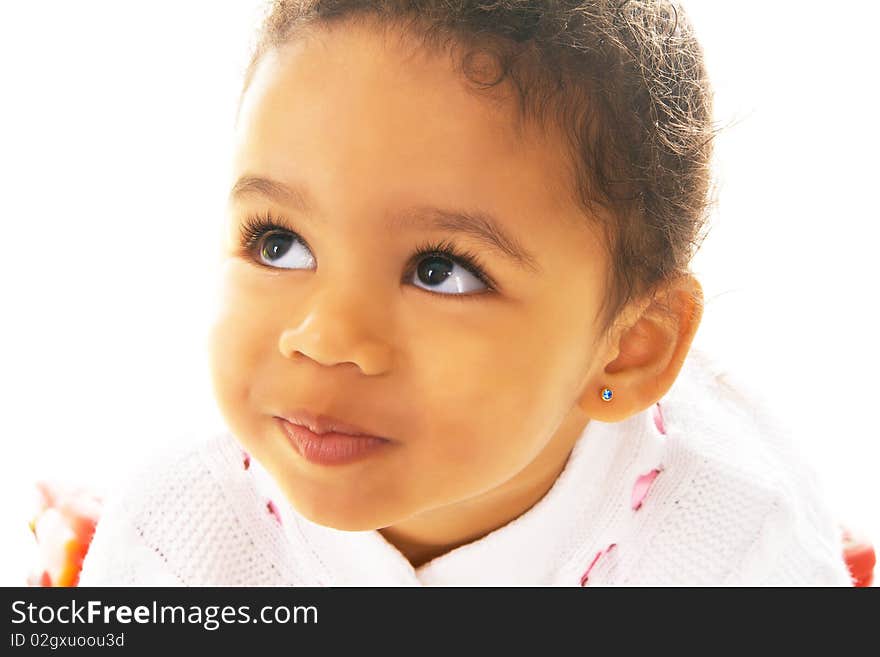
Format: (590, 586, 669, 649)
(207, 265, 279, 433)
(403, 304, 585, 472)
(208, 317, 249, 418)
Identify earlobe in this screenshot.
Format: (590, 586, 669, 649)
(577, 275, 704, 422)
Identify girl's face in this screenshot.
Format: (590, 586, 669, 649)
(209, 22, 616, 533)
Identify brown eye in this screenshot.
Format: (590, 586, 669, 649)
(416, 256, 454, 286)
(256, 231, 315, 270)
(411, 254, 487, 295)
(260, 232, 294, 261)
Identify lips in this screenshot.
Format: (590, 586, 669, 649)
(276, 408, 387, 440)
(276, 415, 392, 466)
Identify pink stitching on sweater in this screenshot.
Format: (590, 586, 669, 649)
(631, 468, 661, 511)
(653, 402, 666, 435)
(241, 449, 251, 470)
(580, 543, 617, 585)
(266, 499, 282, 525)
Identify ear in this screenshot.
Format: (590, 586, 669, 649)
(576, 274, 704, 422)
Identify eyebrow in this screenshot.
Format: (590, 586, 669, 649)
(229, 174, 541, 273)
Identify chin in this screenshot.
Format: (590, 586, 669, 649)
(285, 488, 398, 532)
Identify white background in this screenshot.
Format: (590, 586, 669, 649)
(1, 1, 877, 585)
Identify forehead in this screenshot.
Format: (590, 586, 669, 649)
(232, 21, 581, 225)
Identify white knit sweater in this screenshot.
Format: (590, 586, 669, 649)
(78, 346, 855, 586)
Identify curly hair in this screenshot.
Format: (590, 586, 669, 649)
(239, 0, 717, 336)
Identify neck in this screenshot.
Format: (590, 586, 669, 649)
(378, 410, 590, 569)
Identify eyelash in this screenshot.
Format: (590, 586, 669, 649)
(238, 211, 294, 255)
(236, 211, 498, 295)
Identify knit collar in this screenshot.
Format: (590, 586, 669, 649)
(251, 400, 664, 586)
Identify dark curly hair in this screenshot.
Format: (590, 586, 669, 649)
(239, 0, 717, 336)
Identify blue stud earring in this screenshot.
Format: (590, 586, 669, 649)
(601, 387, 613, 402)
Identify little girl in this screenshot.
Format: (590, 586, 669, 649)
(78, 0, 854, 586)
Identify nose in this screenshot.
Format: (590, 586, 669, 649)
(277, 288, 394, 376)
